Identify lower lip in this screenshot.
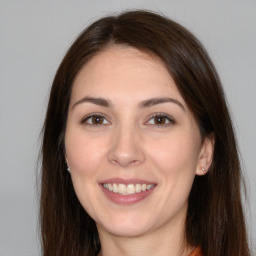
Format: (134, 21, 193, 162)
(100, 185, 156, 205)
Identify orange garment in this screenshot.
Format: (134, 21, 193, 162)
(189, 247, 203, 256)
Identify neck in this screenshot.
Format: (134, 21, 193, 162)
(97, 214, 192, 256)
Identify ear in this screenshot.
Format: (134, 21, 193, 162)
(64, 151, 70, 166)
(65, 156, 71, 172)
(195, 133, 215, 176)
(64, 147, 69, 164)
(65, 156, 69, 166)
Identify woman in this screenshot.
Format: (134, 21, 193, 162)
(40, 10, 250, 256)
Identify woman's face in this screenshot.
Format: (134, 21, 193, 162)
(65, 46, 212, 238)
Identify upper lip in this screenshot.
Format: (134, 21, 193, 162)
(99, 177, 156, 185)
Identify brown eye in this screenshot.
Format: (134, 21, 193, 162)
(146, 114, 175, 126)
(154, 116, 167, 124)
(91, 116, 104, 124)
(83, 114, 110, 125)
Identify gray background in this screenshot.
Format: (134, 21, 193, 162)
(0, 0, 255, 255)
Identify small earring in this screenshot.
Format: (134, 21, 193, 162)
(201, 167, 206, 172)
(67, 166, 71, 172)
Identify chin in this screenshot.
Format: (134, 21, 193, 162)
(96, 213, 154, 238)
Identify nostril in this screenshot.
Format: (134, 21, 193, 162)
(110, 158, 139, 168)
(107, 131, 146, 167)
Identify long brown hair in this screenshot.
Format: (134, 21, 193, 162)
(40, 10, 250, 256)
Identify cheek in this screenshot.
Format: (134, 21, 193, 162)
(147, 131, 201, 199)
(147, 133, 200, 217)
(65, 129, 107, 177)
(65, 129, 107, 216)
(150, 133, 200, 171)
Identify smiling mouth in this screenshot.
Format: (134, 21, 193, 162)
(102, 183, 155, 195)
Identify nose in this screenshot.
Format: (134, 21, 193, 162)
(107, 125, 145, 168)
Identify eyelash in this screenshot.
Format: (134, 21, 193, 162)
(145, 113, 175, 127)
(80, 113, 110, 126)
(80, 112, 175, 127)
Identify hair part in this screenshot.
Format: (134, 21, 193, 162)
(40, 10, 250, 256)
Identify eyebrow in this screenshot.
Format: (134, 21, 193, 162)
(139, 97, 185, 111)
(72, 96, 185, 111)
(72, 96, 112, 109)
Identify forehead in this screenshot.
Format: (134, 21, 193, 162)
(71, 45, 185, 105)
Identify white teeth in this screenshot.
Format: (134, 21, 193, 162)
(146, 184, 154, 190)
(135, 184, 142, 193)
(103, 183, 154, 195)
(141, 184, 147, 191)
(127, 184, 135, 194)
(113, 183, 118, 193)
(118, 184, 126, 194)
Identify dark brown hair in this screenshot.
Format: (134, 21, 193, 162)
(40, 10, 250, 256)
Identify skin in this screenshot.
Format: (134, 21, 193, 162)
(65, 45, 214, 256)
